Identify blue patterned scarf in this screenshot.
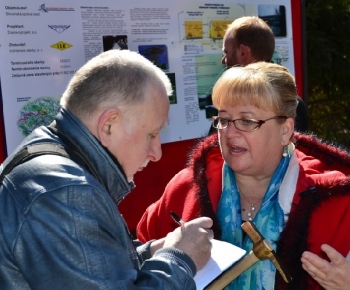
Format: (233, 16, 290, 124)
(217, 150, 291, 290)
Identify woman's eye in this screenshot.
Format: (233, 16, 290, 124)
(241, 119, 255, 125)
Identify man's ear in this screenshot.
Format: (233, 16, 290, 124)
(281, 118, 295, 145)
(239, 44, 251, 62)
(97, 108, 120, 147)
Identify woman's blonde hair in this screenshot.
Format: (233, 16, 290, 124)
(212, 62, 298, 119)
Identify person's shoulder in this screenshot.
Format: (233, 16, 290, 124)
(187, 134, 220, 164)
(164, 167, 195, 194)
(295, 132, 350, 179)
(295, 132, 349, 160)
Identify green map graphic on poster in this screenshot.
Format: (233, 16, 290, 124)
(17, 97, 61, 136)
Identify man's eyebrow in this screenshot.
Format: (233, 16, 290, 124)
(160, 121, 169, 130)
(154, 120, 169, 133)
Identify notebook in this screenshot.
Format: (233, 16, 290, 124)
(194, 239, 246, 290)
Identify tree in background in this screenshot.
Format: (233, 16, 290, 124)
(305, 0, 350, 149)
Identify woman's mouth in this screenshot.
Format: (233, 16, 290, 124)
(229, 145, 246, 154)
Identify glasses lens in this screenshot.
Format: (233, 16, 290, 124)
(212, 117, 219, 128)
(213, 117, 227, 129)
(235, 119, 259, 131)
(216, 118, 228, 129)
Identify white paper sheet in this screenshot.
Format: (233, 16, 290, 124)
(194, 239, 246, 290)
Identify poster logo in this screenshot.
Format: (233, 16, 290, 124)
(48, 25, 71, 33)
(39, 4, 75, 13)
(50, 41, 72, 51)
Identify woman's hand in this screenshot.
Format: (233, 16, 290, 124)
(301, 244, 350, 290)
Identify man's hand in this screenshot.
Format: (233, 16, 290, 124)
(149, 238, 166, 256)
(301, 244, 350, 290)
(163, 217, 214, 271)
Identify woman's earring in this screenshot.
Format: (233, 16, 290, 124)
(282, 146, 288, 157)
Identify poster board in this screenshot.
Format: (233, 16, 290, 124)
(0, 0, 295, 156)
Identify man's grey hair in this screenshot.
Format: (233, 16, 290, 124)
(60, 49, 172, 120)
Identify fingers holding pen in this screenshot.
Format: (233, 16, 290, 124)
(185, 216, 214, 239)
(204, 227, 215, 240)
(198, 221, 215, 241)
(164, 216, 214, 271)
(170, 212, 214, 240)
(178, 217, 214, 245)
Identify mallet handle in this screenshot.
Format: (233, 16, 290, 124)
(204, 250, 258, 290)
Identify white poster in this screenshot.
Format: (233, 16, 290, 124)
(0, 0, 294, 155)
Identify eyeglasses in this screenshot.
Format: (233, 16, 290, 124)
(212, 116, 287, 132)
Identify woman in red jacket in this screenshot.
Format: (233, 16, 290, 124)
(137, 62, 350, 289)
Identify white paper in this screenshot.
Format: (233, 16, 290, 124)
(194, 239, 246, 290)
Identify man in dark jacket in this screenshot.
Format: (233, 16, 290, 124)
(0, 49, 213, 289)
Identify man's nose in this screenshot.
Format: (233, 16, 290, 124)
(221, 56, 226, 65)
(149, 137, 162, 162)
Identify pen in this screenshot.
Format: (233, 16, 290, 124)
(170, 211, 185, 226)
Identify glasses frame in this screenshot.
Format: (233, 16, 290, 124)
(212, 116, 287, 132)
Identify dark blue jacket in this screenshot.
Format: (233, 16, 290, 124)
(0, 107, 196, 289)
